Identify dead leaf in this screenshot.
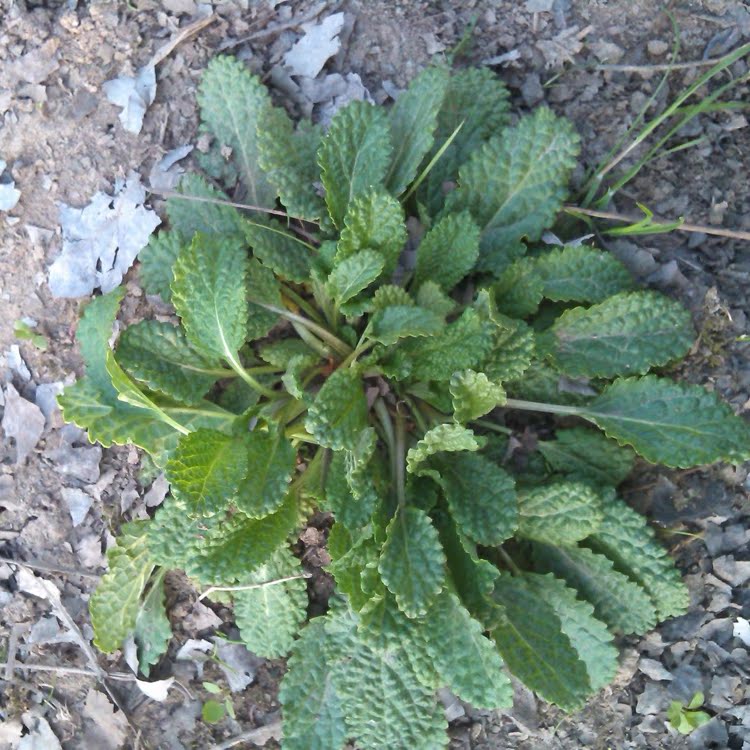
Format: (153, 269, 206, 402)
(148, 144, 193, 192)
(536, 25, 592, 68)
(82, 690, 129, 750)
(48, 171, 160, 298)
(103, 65, 157, 135)
(283, 13, 345, 78)
(212, 637, 262, 692)
(2, 384, 45, 464)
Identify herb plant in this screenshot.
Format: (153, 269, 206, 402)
(60, 57, 750, 748)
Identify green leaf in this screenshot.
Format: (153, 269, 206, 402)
(385, 66, 449, 195)
(450, 369, 506, 422)
(371, 284, 414, 311)
(534, 244, 634, 303)
(541, 291, 694, 378)
(493, 257, 544, 318)
(280, 618, 348, 750)
(166, 428, 248, 516)
(538, 427, 635, 486)
(116, 320, 225, 405)
(134, 572, 172, 676)
(523, 572, 617, 692)
(234, 547, 307, 659)
(420, 68, 510, 215)
(306, 368, 368, 450)
(90, 522, 153, 653)
(532, 542, 657, 634)
(505, 356, 592, 406)
(406, 423, 484, 475)
(257, 106, 326, 222)
(431, 452, 517, 546)
(517, 481, 603, 546)
(246, 257, 282, 340)
(415, 281, 456, 318)
(318, 101, 392, 228)
(326, 250, 385, 306)
(400, 307, 493, 382)
(167, 173, 246, 242)
(492, 574, 591, 711)
(244, 217, 314, 283)
(586, 490, 688, 620)
(336, 189, 407, 275)
(327, 531, 381, 610)
(202, 700, 225, 724)
(427, 592, 512, 709)
(446, 107, 580, 274)
(378, 506, 446, 618)
(369, 305, 443, 346)
(171, 233, 248, 362)
(579, 375, 750, 467)
(258, 339, 314, 368)
(138, 231, 182, 301)
(323, 447, 377, 531)
(235, 428, 296, 518)
(412, 211, 480, 291)
(197, 56, 275, 206)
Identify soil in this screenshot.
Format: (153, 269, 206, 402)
(1, 1, 750, 749)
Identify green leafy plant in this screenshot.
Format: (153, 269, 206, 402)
(60, 57, 750, 748)
(667, 692, 712, 734)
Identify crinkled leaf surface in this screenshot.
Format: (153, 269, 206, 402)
(493, 257, 544, 318)
(306, 368, 368, 450)
(327, 250, 385, 306)
(492, 574, 591, 711)
(450, 369, 507, 422)
(432, 452, 517, 546)
(378, 506, 446, 618)
(532, 542, 657, 634)
(406, 423, 483, 474)
(171, 233, 248, 363)
(138, 231, 182, 301)
(517, 481, 603, 546)
(134, 572, 172, 676)
(90, 522, 153, 653)
(369, 305, 443, 346)
(541, 291, 694, 378)
(244, 217, 315, 283)
(447, 107, 579, 274)
(579, 375, 750, 467)
(318, 101, 392, 228)
(246, 257, 282, 340)
(234, 547, 307, 659)
(415, 281, 456, 318)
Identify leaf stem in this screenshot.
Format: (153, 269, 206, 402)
(394, 410, 407, 509)
(497, 546, 522, 576)
(374, 399, 398, 505)
(198, 573, 312, 602)
(504, 398, 582, 417)
(471, 418, 513, 435)
(281, 286, 325, 324)
(291, 321, 331, 358)
(225, 352, 278, 399)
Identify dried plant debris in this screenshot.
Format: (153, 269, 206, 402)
(0, 159, 21, 212)
(149, 145, 194, 192)
(283, 12, 345, 79)
(103, 64, 157, 135)
(48, 171, 160, 298)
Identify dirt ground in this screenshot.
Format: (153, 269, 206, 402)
(1, 1, 750, 749)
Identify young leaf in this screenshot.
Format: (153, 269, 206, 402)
(318, 101, 392, 228)
(523, 572, 617, 692)
(196, 56, 275, 207)
(517, 481, 603, 546)
(327, 531, 381, 610)
(326, 250, 385, 306)
(415, 281, 456, 318)
(244, 217, 315, 283)
(235, 428, 296, 518)
(586, 490, 689, 620)
(431, 452, 517, 546)
(134, 572, 172, 676)
(450, 369, 507, 422)
(369, 305, 443, 346)
(406, 423, 484, 475)
(538, 427, 635, 486)
(258, 339, 315, 368)
(257, 106, 326, 222)
(378, 506, 446, 618)
(166, 428, 249, 516)
(541, 291, 694, 378)
(534, 244, 634, 303)
(234, 547, 307, 659)
(171, 233, 248, 364)
(371, 284, 414, 311)
(478, 309, 536, 384)
(579, 375, 750, 467)
(419, 67, 510, 215)
(493, 257, 544, 318)
(532, 542, 657, 634)
(138, 231, 182, 301)
(426, 592, 512, 709)
(90, 522, 153, 653)
(116, 320, 225, 405)
(167, 173, 246, 242)
(446, 107, 580, 274)
(412, 211, 480, 291)
(492, 574, 591, 711)
(385, 65, 449, 195)
(246, 257, 282, 340)
(336, 189, 407, 274)
(306, 367, 368, 450)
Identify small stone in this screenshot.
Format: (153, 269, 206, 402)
(638, 658, 673, 681)
(647, 40, 670, 57)
(521, 72, 544, 106)
(636, 682, 670, 715)
(713, 555, 750, 587)
(61, 487, 93, 526)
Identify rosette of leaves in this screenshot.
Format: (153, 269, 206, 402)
(61, 57, 750, 748)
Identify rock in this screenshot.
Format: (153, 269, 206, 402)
(61, 487, 93, 526)
(636, 682, 670, 715)
(638, 658, 673, 681)
(1, 384, 45, 464)
(667, 664, 704, 703)
(647, 39, 670, 57)
(43, 425, 101, 484)
(713, 555, 750, 587)
(687, 717, 729, 749)
(521, 72, 544, 106)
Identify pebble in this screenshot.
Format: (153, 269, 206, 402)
(647, 39, 670, 57)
